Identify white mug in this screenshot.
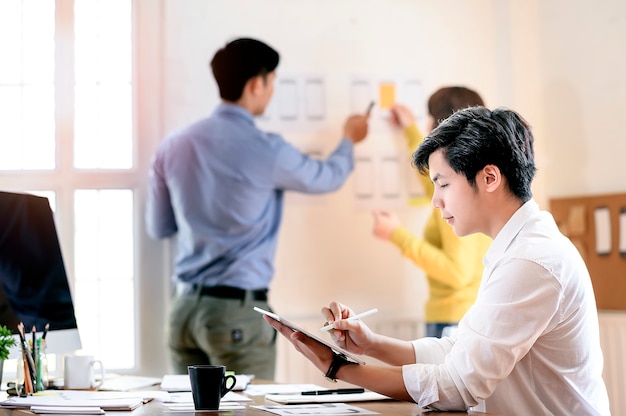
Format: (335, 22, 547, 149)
(64, 355, 105, 390)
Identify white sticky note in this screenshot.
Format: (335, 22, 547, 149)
(406, 169, 426, 199)
(351, 80, 372, 113)
(594, 206, 611, 255)
(403, 80, 426, 119)
(619, 208, 626, 257)
(304, 79, 325, 120)
(277, 79, 298, 120)
(380, 157, 401, 198)
(354, 158, 374, 198)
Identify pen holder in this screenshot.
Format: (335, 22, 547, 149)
(16, 348, 48, 394)
(36, 340, 49, 391)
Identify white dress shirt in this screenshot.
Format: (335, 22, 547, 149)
(402, 200, 610, 415)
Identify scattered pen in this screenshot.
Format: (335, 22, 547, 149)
(365, 100, 375, 115)
(319, 308, 378, 332)
(302, 388, 365, 396)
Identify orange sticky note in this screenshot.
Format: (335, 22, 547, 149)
(378, 83, 396, 109)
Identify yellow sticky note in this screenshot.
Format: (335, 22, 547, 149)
(379, 83, 396, 109)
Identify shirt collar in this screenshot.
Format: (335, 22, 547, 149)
(214, 102, 255, 125)
(484, 199, 540, 268)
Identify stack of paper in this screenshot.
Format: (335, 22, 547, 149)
(99, 374, 162, 391)
(0, 391, 145, 413)
(157, 390, 252, 411)
(252, 403, 378, 415)
(30, 406, 105, 415)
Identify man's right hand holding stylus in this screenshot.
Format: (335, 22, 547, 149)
(321, 301, 376, 356)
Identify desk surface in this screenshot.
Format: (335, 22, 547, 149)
(0, 379, 496, 415)
(0, 394, 494, 416)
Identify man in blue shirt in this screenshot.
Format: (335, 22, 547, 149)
(146, 38, 369, 379)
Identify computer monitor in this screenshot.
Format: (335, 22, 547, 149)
(0, 191, 82, 358)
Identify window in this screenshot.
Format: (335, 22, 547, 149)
(0, 0, 149, 377)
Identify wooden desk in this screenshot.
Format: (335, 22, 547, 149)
(0, 379, 496, 415)
(0, 393, 494, 415)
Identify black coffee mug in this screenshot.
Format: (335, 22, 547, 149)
(188, 365, 237, 410)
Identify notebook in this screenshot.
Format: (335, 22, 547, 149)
(99, 375, 162, 391)
(265, 391, 391, 404)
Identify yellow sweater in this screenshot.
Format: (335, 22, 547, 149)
(391, 124, 492, 323)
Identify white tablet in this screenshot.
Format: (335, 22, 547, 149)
(254, 306, 365, 365)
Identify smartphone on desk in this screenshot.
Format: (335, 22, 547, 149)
(254, 307, 365, 365)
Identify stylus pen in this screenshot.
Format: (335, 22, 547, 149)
(319, 308, 378, 332)
(301, 388, 365, 396)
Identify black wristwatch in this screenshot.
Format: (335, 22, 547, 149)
(324, 353, 351, 382)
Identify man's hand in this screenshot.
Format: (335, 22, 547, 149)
(262, 314, 335, 373)
(321, 301, 376, 356)
(343, 114, 369, 144)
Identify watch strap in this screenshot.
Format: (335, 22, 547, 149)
(324, 353, 350, 382)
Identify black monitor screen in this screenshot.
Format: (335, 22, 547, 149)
(0, 191, 78, 334)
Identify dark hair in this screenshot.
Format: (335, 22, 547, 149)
(210, 38, 280, 101)
(428, 86, 484, 129)
(413, 106, 536, 201)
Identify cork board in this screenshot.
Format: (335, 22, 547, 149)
(550, 193, 626, 311)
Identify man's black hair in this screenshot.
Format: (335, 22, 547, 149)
(210, 38, 280, 101)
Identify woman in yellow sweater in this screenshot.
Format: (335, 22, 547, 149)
(372, 86, 492, 338)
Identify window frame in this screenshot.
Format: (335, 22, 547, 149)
(0, 0, 171, 378)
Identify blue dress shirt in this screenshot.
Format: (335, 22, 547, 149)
(146, 103, 355, 290)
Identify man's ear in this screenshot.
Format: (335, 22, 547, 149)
(482, 165, 502, 192)
(247, 75, 263, 96)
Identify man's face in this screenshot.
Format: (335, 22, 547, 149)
(256, 71, 275, 115)
(428, 149, 482, 237)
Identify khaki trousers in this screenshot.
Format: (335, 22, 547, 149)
(167, 291, 276, 380)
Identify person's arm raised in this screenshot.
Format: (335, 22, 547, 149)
(343, 114, 369, 144)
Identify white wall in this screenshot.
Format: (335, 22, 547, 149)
(159, 0, 507, 323)
(151, 0, 626, 382)
(537, 1, 626, 199)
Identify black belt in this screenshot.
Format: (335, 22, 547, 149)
(188, 284, 268, 301)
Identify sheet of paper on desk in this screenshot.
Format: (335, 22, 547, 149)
(244, 383, 325, 396)
(252, 403, 378, 415)
(159, 391, 250, 411)
(160, 373, 253, 391)
(265, 391, 391, 404)
(0, 394, 144, 411)
(99, 374, 162, 391)
(161, 391, 252, 403)
(29, 406, 105, 414)
(162, 402, 246, 411)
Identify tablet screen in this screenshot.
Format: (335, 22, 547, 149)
(254, 306, 365, 365)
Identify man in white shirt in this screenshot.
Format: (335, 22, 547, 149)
(263, 106, 611, 415)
